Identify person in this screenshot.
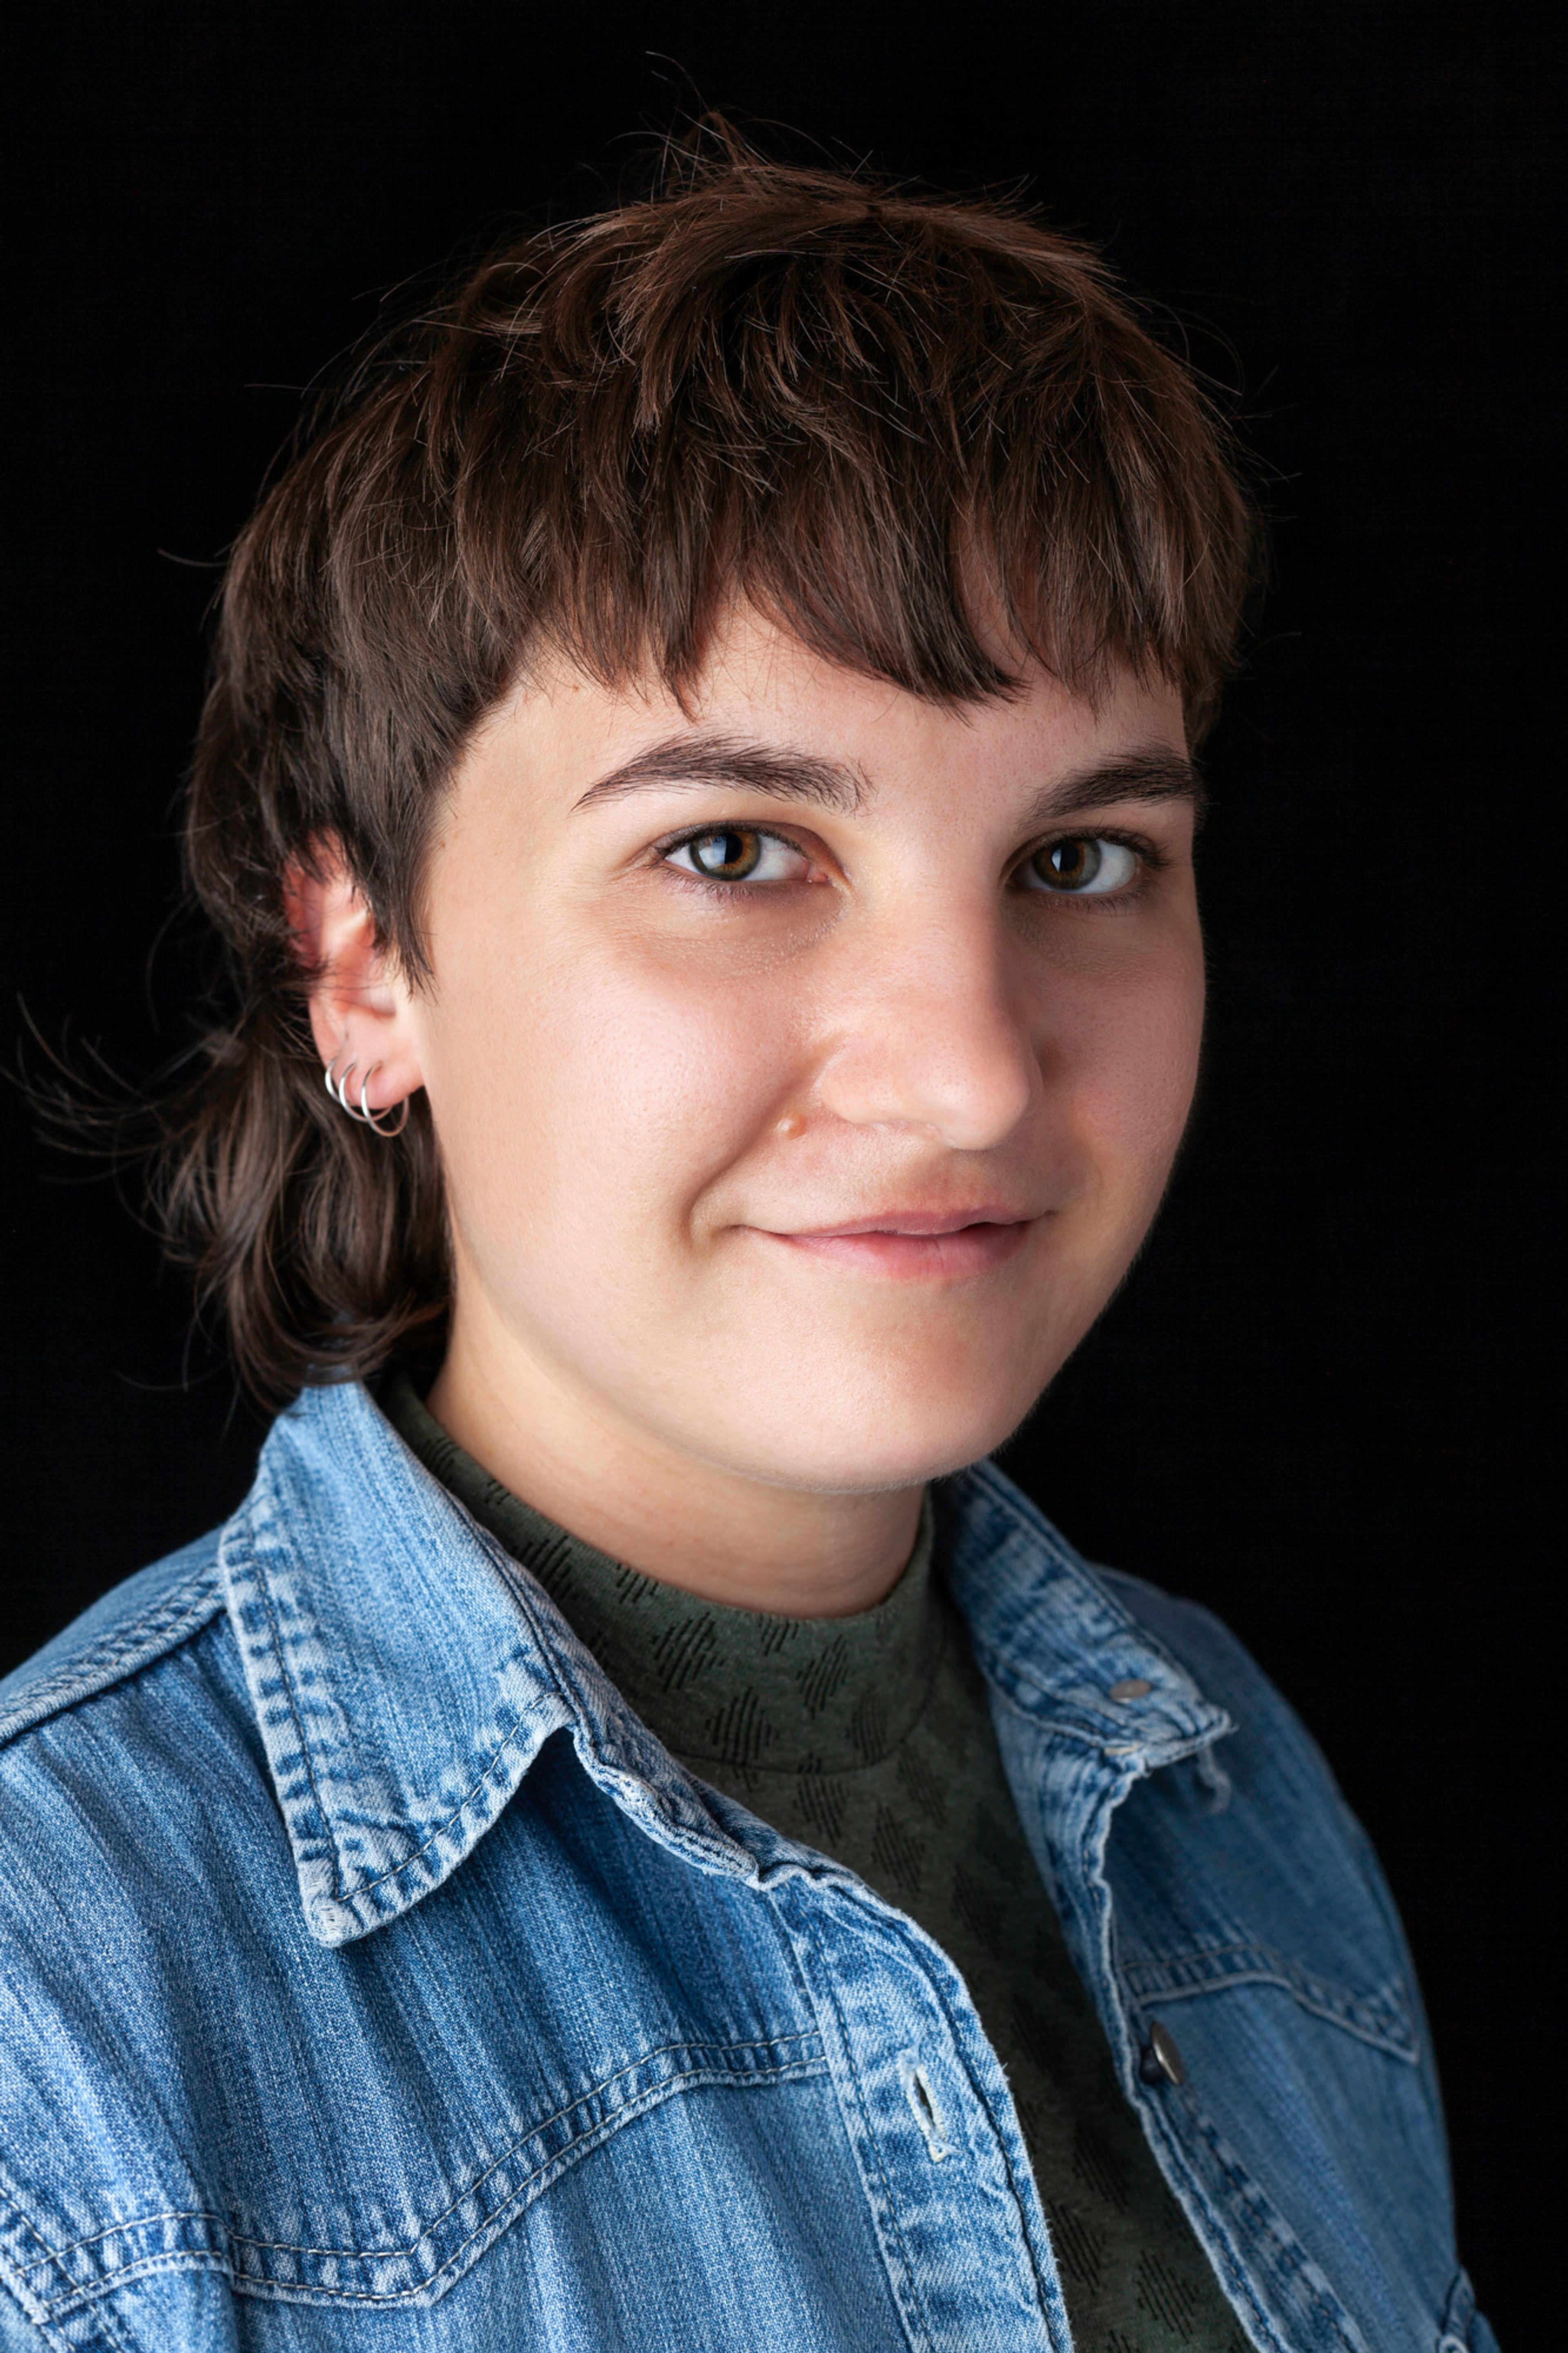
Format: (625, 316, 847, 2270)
(0, 140, 1495, 2353)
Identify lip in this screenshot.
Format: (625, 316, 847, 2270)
(755, 1208, 1038, 1280)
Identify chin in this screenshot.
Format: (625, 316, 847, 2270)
(709, 1376, 1042, 1496)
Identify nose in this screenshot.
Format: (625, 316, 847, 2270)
(811, 900, 1040, 1152)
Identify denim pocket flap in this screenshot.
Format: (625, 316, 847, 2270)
(1118, 1943, 1417, 2059)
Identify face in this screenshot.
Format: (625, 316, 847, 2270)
(384, 612, 1204, 1494)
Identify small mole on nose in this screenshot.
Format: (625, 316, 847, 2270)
(777, 1113, 806, 1138)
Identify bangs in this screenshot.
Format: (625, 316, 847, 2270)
(331, 160, 1254, 732)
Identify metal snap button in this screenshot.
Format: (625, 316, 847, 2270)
(1139, 2021, 1187, 2087)
(1108, 1677, 1152, 1701)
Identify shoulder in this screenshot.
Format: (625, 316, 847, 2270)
(0, 1528, 279, 1905)
(0, 1527, 267, 1932)
(0, 1532, 300, 2303)
(0, 1530, 227, 1753)
(0, 1537, 251, 1928)
(1085, 1555, 1368, 1830)
(960, 1454, 1339, 1780)
(1089, 1559, 1311, 1743)
(1081, 1558, 1428, 2040)
(0, 1521, 289, 1987)
(0, 1535, 249, 1925)
(952, 1462, 1392, 1914)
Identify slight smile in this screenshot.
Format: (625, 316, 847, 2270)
(757, 1211, 1037, 1280)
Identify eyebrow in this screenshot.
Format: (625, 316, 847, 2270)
(573, 732, 1199, 824)
(1025, 748, 1204, 827)
(574, 733, 869, 814)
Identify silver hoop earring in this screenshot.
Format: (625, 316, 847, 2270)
(324, 1049, 358, 1113)
(356, 1063, 411, 1138)
(323, 1049, 409, 1136)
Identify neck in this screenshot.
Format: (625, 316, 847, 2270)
(425, 1299, 923, 1620)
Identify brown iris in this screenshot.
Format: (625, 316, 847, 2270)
(686, 829, 764, 880)
(1030, 836, 1104, 891)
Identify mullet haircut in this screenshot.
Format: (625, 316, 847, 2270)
(168, 134, 1258, 1403)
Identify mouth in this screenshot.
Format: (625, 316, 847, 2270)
(755, 1208, 1038, 1281)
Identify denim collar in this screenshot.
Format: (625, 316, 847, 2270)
(219, 1382, 1228, 1948)
(936, 1464, 1232, 1765)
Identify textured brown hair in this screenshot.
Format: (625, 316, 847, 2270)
(166, 136, 1258, 1404)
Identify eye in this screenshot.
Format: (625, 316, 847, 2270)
(664, 828, 808, 884)
(1018, 835, 1140, 896)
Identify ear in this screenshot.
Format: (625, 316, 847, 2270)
(282, 839, 425, 1119)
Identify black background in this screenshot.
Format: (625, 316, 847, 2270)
(2, 3, 1560, 2338)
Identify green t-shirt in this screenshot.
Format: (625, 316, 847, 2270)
(383, 1375, 1247, 2353)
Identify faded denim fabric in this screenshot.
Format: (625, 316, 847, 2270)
(0, 1382, 1495, 2353)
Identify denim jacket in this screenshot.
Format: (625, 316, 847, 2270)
(0, 1381, 1494, 2353)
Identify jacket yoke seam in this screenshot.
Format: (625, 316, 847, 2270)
(33, 2058, 828, 2317)
(31, 2033, 818, 2268)
(0, 1570, 223, 1754)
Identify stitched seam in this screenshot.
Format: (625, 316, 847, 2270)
(39, 2059, 827, 2315)
(516, 1609, 745, 1861)
(38, 2039, 820, 2269)
(238, 1492, 568, 1913)
(980, 1675, 1121, 1754)
(964, 1464, 1110, 1595)
(477, 1532, 798, 1880)
(811, 1947, 936, 2353)
(972, 1524, 1404, 2047)
(343, 1707, 549, 1902)
(1123, 1945, 1413, 2046)
(0, 2169, 72, 2267)
(0, 1572, 223, 1752)
(236, 1501, 345, 1906)
(1087, 1790, 1361, 2353)
(81, 2285, 136, 2353)
(0, 2288, 67, 2353)
(0, 2252, 70, 2353)
(1067, 1813, 1298, 2353)
(1126, 2096, 1292, 2353)
(1130, 1972, 1416, 2058)
(963, 1465, 1211, 1694)
(255, 2060, 824, 2305)
(7, 1584, 210, 1701)
(1174, 2099, 1364, 2353)
(956, 1469, 1209, 1713)
(40, 2250, 235, 2320)
(347, 1482, 615, 1907)
(815, 1882, 1059, 2342)
(1125, 1940, 1405, 1994)
(887, 1916, 1058, 2332)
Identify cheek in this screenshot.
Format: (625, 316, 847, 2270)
(1052, 946, 1205, 1218)
(420, 938, 793, 1271)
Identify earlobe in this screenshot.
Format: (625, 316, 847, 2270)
(282, 838, 426, 1117)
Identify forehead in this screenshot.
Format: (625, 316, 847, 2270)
(472, 611, 1189, 822)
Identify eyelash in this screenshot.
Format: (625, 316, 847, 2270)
(1012, 828, 1168, 909)
(653, 824, 1166, 902)
(653, 825, 817, 900)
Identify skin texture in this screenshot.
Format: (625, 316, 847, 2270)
(294, 611, 1204, 1615)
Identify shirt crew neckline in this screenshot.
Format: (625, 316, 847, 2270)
(379, 1369, 942, 1777)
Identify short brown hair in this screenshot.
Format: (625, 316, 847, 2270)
(167, 137, 1258, 1404)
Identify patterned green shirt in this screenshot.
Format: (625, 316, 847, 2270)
(383, 1374, 1247, 2353)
